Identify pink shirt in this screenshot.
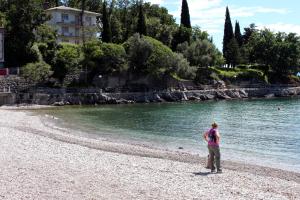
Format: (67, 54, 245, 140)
(206, 128, 220, 147)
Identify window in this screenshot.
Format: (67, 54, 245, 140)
(75, 28, 80, 37)
(62, 26, 69, 36)
(75, 15, 81, 25)
(61, 13, 69, 21)
(85, 16, 92, 26)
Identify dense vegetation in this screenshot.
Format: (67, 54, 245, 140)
(0, 0, 299, 89)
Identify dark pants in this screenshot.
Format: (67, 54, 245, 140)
(208, 145, 221, 171)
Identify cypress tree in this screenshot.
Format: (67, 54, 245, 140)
(234, 21, 243, 47)
(101, 1, 112, 42)
(223, 6, 234, 65)
(136, 1, 147, 35)
(226, 38, 241, 68)
(180, 0, 191, 28)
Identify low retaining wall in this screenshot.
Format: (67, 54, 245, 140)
(10, 86, 300, 106)
(0, 93, 16, 105)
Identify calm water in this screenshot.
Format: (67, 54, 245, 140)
(38, 98, 300, 172)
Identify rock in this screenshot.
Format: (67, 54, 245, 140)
(226, 90, 241, 99)
(188, 96, 200, 101)
(239, 89, 248, 98)
(172, 91, 188, 101)
(275, 88, 296, 97)
(52, 101, 65, 106)
(199, 94, 215, 100)
(264, 93, 275, 98)
(152, 93, 164, 102)
(135, 96, 150, 103)
(216, 91, 231, 99)
(178, 147, 184, 150)
(161, 92, 176, 102)
(213, 80, 226, 89)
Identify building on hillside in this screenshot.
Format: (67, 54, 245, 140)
(45, 6, 100, 44)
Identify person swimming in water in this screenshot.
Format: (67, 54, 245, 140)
(203, 122, 222, 173)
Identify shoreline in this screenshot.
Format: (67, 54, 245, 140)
(0, 108, 299, 199)
(1, 86, 299, 106)
(3, 106, 300, 183)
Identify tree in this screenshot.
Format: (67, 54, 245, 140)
(223, 6, 234, 65)
(226, 38, 241, 68)
(178, 39, 222, 68)
(180, 0, 191, 28)
(35, 24, 58, 65)
(234, 21, 243, 47)
(80, 0, 86, 44)
(247, 29, 300, 77)
(171, 26, 191, 50)
(125, 33, 153, 73)
(53, 43, 82, 82)
(243, 23, 257, 45)
(1, 0, 49, 67)
(101, 1, 112, 42)
(21, 61, 52, 84)
(136, 1, 147, 35)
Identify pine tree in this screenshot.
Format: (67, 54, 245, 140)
(234, 21, 243, 47)
(180, 0, 191, 28)
(223, 6, 234, 65)
(136, 1, 147, 35)
(101, 1, 112, 42)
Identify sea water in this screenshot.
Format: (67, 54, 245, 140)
(38, 97, 300, 172)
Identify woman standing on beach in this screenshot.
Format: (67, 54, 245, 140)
(203, 122, 222, 173)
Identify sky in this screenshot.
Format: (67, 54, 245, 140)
(146, 0, 300, 50)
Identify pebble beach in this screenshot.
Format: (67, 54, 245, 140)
(0, 108, 299, 200)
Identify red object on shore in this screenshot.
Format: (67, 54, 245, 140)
(0, 68, 8, 76)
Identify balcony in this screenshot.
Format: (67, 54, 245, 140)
(56, 21, 96, 27)
(56, 21, 81, 26)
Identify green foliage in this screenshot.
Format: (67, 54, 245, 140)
(210, 67, 266, 82)
(35, 24, 58, 65)
(225, 38, 241, 67)
(21, 61, 52, 83)
(172, 26, 191, 50)
(125, 34, 194, 78)
(246, 29, 300, 77)
(136, 2, 147, 35)
(124, 33, 153, 73)
(1, 0, 49, 67)
(101, 1, 112, 42)
(143, 36, 173, 75)
(191, 26, 209, 42)
(234, 21, 243, 47)
(223, 6, 234, 65)
(53, 43, 83, 82)
(99, 42, 127, 74)
(166, 53, 196, 80)
(177, 39, 223, 68)
(29, 43, 43, 63)
(82, 40, 104, 70)
(180, 0, 191, 28)
(83, 40, 127, 79)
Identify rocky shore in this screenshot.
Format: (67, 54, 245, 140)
(13, 86, 300, 106)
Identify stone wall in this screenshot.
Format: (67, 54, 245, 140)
(10, 86, 300, 106)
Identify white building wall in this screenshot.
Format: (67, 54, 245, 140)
(46, 7, 100, 44)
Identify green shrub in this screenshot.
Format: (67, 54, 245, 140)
(53, 43, 83, 82)
(21, 61, 52, 83)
